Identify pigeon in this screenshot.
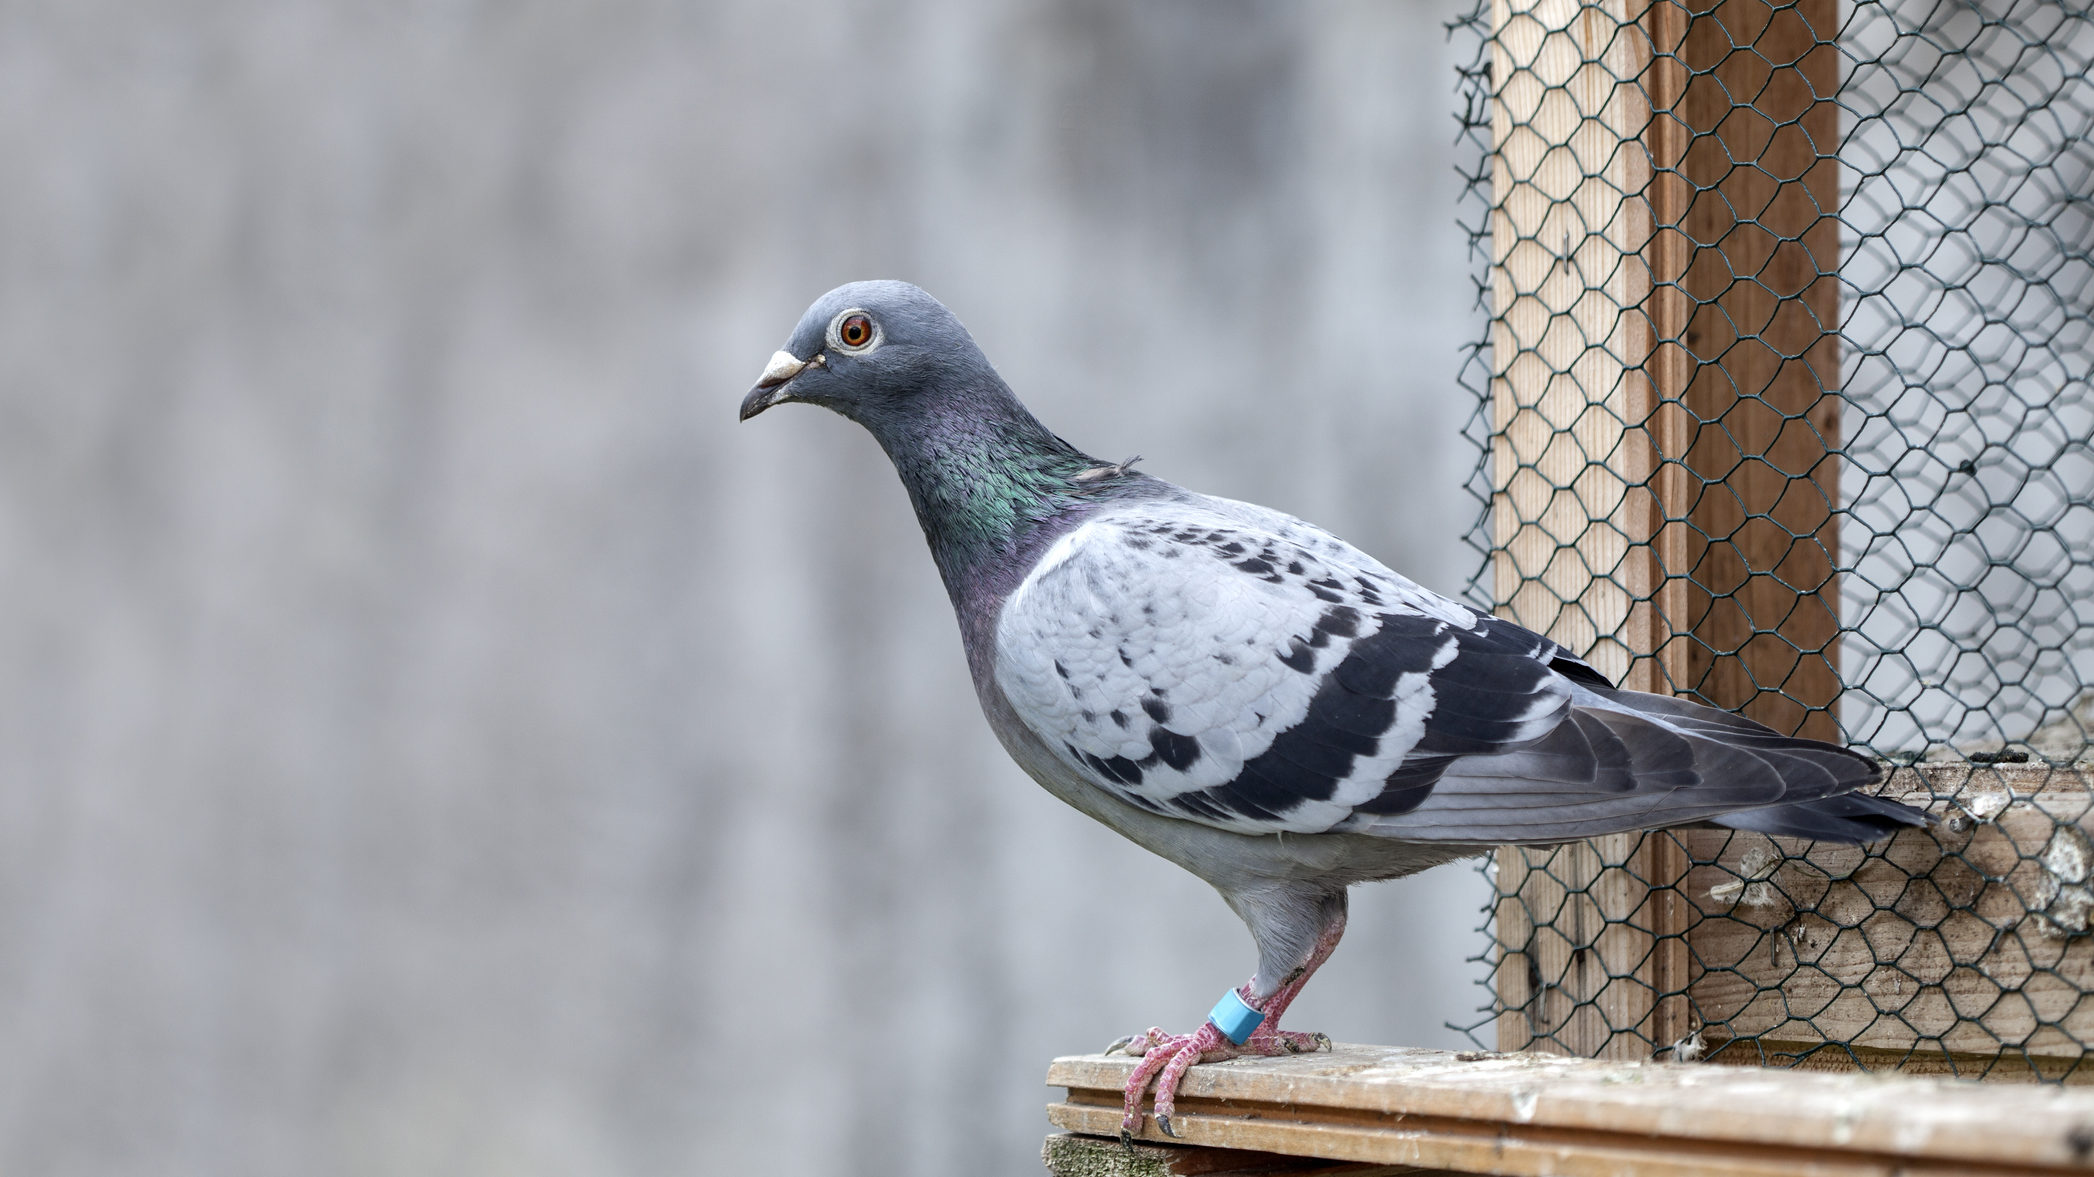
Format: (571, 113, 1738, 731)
(738, 280, 1930, 1137)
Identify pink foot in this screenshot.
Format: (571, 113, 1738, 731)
(1247, 1026, 1330, 1055)
(1111, 1014, 1331, 1136)
(1117, 1021, 1235, 1136)
(1112, 917, 1346, 1137)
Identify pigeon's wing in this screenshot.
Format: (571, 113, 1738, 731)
(994, 497, 1891, 843)
(1341, 685, 1884, 843)
(992, 500, 1576, 835)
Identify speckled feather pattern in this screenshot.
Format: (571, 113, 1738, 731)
(994, 495, 1563, 835)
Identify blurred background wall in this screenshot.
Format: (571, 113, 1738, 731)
(0, 3, 1481, 1175)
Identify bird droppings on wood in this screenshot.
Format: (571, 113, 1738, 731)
(1707, 844, 1781, 908)
(1963, 780, 2014, 825)
(2040, 825, 2094, 938)
(1664, 1029, 1706, 1063)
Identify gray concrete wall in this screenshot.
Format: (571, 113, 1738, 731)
(0, 3, 1483, 1175)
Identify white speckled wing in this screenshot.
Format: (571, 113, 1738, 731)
(992, 497, 1532, 835)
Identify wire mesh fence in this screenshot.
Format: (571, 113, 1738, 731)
(1452, 0, 2094, 1079)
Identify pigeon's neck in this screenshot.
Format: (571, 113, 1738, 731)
(873, 392, 1107, 604)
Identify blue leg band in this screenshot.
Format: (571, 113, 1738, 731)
(1208, 989, 1265, 1045)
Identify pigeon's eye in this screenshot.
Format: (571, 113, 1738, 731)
(834, 312, 877, 351)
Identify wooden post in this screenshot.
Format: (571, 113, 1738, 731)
(1488, 0, 1842, 1061)
(1486, 0, 1689, 1061)
(1651, 0, 1844, 744)
(1486, 0, 1658, 687)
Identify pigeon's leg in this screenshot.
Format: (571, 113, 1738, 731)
(1118, 886, 1349, 1137)
(1241, 909, 1346, 1056)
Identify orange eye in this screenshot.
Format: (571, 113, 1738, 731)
(838, 313, 874, 348)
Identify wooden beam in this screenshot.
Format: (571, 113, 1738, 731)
(1048, 1044, 2094, 1177)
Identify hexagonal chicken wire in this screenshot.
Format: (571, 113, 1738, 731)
(1452, 0, 2094, 1080)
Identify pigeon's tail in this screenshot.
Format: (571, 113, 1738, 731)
(1579, 684, 1933, 843)
(1705, 790, 1932, 843)
(1348, 681, 1934, 845)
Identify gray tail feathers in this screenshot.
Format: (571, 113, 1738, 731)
(1584, 686, 1933, 844)
(1708, 790, 1932, 843)
(1353, 682, 1935, 846)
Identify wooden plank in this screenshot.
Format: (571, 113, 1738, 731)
(1677, 763, 2094, 1077)
(1639, 0, 1698, 706)
(1039, 1133, 1428, 1177)
(1048, 1044, 2094, 1176)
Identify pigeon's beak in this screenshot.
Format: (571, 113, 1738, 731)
(739, 350, 818, 421)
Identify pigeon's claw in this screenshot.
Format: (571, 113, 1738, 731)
(1117, 1021, 1235, 1136)
(1106, 1027, 1170, 1058)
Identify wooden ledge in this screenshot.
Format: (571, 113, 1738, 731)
(1041, 1132, 1422, 1177)
(1047, 1044, 2094, 1177)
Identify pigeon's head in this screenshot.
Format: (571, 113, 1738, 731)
(738, 280, 996, 432)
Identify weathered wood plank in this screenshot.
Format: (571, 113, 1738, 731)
(1048, 1044, 2094, 1176)
(1679, 763, 2094, 1076)
(1040, 1132, 1428, 1177)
